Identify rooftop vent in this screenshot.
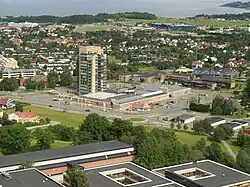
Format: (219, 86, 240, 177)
(1, 171, 11, 180)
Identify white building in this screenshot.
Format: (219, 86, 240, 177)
(2, 68, 41, 79)
(0, 55, 18, 69)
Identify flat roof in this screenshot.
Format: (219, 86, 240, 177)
(0, 168, 63, 187)
(204, 117, 226, 125)
(84, 92, 118, 100)
(231, 120, 249, 125)
(178, 115, 195, 120)
(224, 123, 242, 129)
(153, 160, 250, 187)
(0, 140, 132, 168)
(86, 162, 181, 187)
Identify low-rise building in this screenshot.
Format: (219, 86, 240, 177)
(0, 55, 18, 69)
(0, 98, 14, 109)
(204, 117, 226, 127)
(154, 160, 250, 187)
(8, 111, 39, 123)
(2, 68, 41, 79)
(177, 115, 196, 124)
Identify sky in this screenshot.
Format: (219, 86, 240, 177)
(1, 0, 249, 18)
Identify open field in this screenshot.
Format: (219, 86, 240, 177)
(52, 140, 73, 149)
(129, 118, 145, 122)
(23, 105, 85, 128)
(227, 139, 241, 155)
(139, 66, 158, 73)
(74, 24, 119, 33)
(122, 18, 250, 27)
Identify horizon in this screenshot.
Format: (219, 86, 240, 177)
(1, 0, 250, 18)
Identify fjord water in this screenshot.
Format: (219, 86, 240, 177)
(2, 0, 250, 17)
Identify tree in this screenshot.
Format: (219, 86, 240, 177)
(213, 125, 233, 141)
(177, 123, 182, 130)
(2, 112, 8, 121)
(0, 77, 19, 91)
(1, 125, 30, 154)
(237, 130, 246, 146)
(170, 123, 175, 129)
(48, 77, 56, 89)
(80, 113, 111, 141)
(47, 71, 59, 88)
(34, 129, 55, 150)
(136, 135, 166, 169)
(236, 149, 250, 173)
(19, 160, 34, 169)
(183, 124, 188, 131)
(193, 137, 207, 153)
(110, 118, 133, 140)
(15, 102, 24, 112)
(211, 95, 225, 115)
(66, 166, 90, 187)
(205, 142, 224, 163)
(193, 120, 213, 135)
(60, 70, 73, 86)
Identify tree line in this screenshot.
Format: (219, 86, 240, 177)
(0, 113, 236, 171)
(1, 12, 157, 24)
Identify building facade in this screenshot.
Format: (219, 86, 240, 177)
(78, 46, 107, 95)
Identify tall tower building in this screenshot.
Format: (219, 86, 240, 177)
(78, 46, 107, 95)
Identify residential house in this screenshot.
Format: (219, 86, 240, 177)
(0, 98, 14, 109)
(8, 111, 39, 124)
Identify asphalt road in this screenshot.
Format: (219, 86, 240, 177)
(4, 88, 234, 126)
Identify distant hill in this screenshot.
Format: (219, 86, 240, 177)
(0, 12, 157, 24)
(221, 1, 250, 9)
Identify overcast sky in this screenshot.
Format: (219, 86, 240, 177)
(1, 0, 249, 17)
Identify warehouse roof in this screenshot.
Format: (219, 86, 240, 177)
(0, 140, 132, 169)
(204, 117, 226, 125)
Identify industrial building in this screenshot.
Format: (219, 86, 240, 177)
(78, 46, 107, 95)
(152, 23, 197, 30)
(81, 84, 191, 110)
(153, 160, 250, 187)
(0, 141, 250, 187)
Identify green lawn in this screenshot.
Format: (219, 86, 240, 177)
(23, 105, 85, 128)
(139, 66, 158, 73)
(227, 139, 241, 155)
(129, 118, 145, 122)
(74, 25, 119, 32)
(175, 131, 208, 145)
(52, 140, 73, 149)
(122, 18, 250, 27)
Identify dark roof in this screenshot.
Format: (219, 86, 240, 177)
(0, 169, 63, 187)
(86, 162, 178, 187)
(178, 115, 195, 120)
(154, 160, 250, 187)
(224, 123, 242, 129)
(204, 117, 226, 125)
(231, 120, 249, 125)
(0, 140, 132, 168)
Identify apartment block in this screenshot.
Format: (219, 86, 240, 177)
(78, 46, 107, 95)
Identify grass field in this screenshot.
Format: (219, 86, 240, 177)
(139, 66, 158, 73)
(129, 118, 145, 122)
(51, 140, 73, 149)
(122, 18, 250, 27)
(23, 105, 85, 128)
(74, 24, 119, 32)
(227, 139, 241, 155)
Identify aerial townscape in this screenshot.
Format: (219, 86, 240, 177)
(2, 1, 250, 187)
